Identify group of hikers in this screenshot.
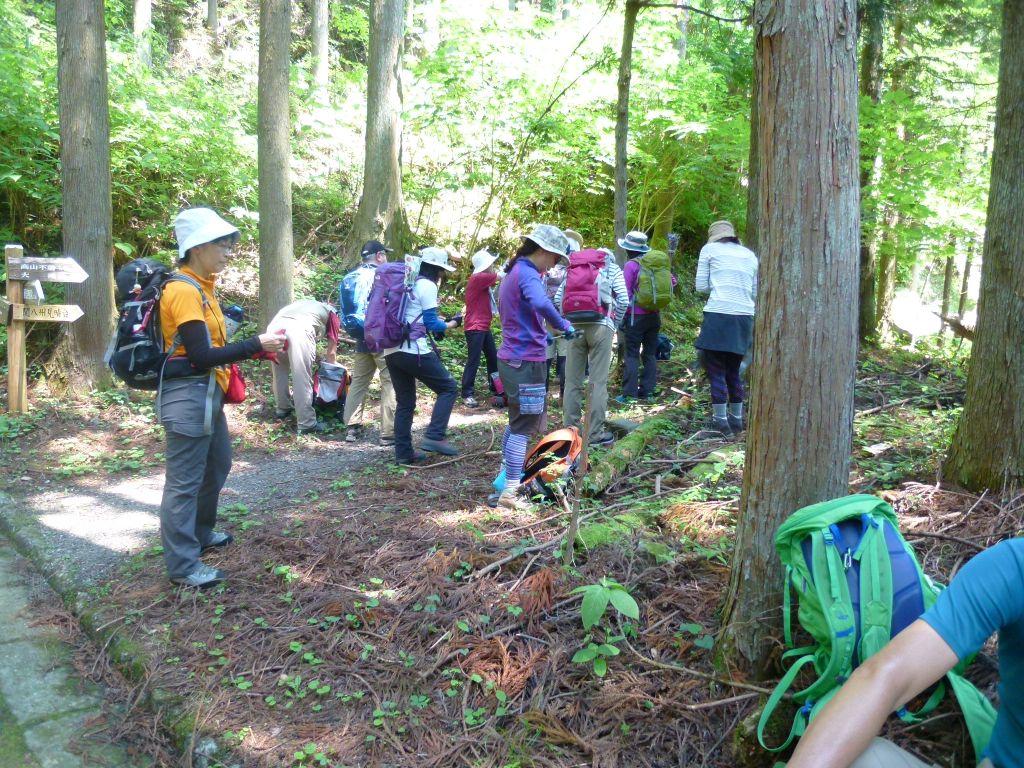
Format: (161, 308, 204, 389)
(153, 206, 758, 587)
(126, 205, 1024, 768)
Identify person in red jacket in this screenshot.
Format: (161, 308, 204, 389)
(460, 249, 503, 407)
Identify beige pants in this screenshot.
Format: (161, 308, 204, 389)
(342, 350, 396, 440)
(268, 324, 318, 429)
(562, 323, 614, 440)
(852, 738, 993, 768)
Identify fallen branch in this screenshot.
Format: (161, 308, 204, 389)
(585, 407, 691, 494)
(856, 389, 963, 417)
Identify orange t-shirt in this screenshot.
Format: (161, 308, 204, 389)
(159, 267, 229, 392)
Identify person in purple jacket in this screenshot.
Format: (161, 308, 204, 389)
(491, 224, 578, 511)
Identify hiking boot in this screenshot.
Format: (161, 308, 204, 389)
(344, 425, 363, 443)
(379, 435, 395, 447)
(200, 531, 234, 552)
(397, 450, 427, 465)
(298, 420, 331, 435)
(709, 417, 734, 439)
(463, 395, 479, 408)
(274, 407, 294, 419)
(497, 490, 534, 512)
(171, 564, 225, 589)
(728, 415, 745, 434)
(589, 431, 615, 446)
(613, 395, 636, 405)
(421, 438, 458, 456)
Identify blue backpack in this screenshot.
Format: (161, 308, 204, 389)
(339, 264, 376, 340)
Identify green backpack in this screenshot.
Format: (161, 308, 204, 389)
(757, 494, 996, 761)
(632, 250, 673, 310)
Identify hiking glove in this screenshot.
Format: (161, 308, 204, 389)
(563, 325, 579, 340)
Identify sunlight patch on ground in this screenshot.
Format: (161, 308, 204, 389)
(37, 507, 157, 553)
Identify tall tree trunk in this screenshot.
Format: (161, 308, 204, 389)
(613, 0, 640, 265)
(311, 0, 330, 92)
(133, 0, 152, 67)
(958, 238, 974, 318)
(721, 0, 860, 676)
(675, 6, 689, 63)
(857, 0, 885, 342)
(939, 245, 955, 332)
(744, 27, 760, 255)
(49, 0, 115, 395)
(561, 0, 571, 20)
(208, 0, 218, 32)
(258, 0, 294, 327)
(348, 0, 409, 266)
(943, 0, 1024, 492)
(874, 212, 899, 340)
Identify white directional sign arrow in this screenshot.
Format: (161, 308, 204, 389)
(7, 256, 89, 283)
(11, 304, 84, 323)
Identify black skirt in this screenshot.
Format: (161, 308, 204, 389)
(694, 312, 753, 356)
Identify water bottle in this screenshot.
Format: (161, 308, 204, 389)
(223, 304, 245, 339)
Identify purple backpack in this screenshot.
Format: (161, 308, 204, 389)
(362, 263, 426, 352)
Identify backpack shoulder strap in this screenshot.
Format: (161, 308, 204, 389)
(944, 670, 996, 762)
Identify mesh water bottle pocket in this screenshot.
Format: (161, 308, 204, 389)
(518, 383, 546, 415)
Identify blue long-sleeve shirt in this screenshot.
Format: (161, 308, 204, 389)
(498, 257, 570, 362)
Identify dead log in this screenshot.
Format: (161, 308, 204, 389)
(583, 407, 689, 495)
(941, 315, 975, 341)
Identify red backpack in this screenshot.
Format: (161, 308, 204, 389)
(559, 249, 612, 324)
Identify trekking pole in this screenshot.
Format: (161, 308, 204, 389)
(563, 378, 595, 565)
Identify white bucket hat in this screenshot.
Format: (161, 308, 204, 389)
(618, 230, 651, 253)
(471, 249, 498, 275)
(707, 220, 737, 244)
(523, 224, 570, 257)
(174, 207, 240, 263)
(419, 246, 457, 272)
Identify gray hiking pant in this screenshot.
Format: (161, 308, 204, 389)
(268, 321, 318, 429)
(851, 738, 992, 768)
(158, 380, 231, 580)
(563, 323, 614, 440)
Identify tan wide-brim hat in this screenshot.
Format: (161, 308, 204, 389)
(419, 246, 457, 272)
(174, 207, 240, 262)
(707, 220, 737, 244)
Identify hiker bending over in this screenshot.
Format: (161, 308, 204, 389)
(266, 299, 340, 435)
(694, 220, 757, 439)
(789, 539, 1019, 768)
(460, 249, 503, 407)
(491, 224, 578, 511)
(619, 231, 676, 402)
(340, 240, 397, 445)
(554, 246, 628, 446)
(158, 208, 286, 588)
(383, 247, 462, 464)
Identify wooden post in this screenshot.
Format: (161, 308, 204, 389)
(5, 244, 27, 414)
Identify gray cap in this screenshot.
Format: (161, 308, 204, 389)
(523, 224, 570, 256)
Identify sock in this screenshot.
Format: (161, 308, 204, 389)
(712, 403, 728, 420)
(503, 432, 529, 493)
(728, 402, 743, 420)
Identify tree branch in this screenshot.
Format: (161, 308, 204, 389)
(640, 2, 750, 23)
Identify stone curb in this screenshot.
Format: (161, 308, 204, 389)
(0, 489, 206, 763)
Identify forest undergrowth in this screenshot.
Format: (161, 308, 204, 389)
(0, 343, 1018, 768)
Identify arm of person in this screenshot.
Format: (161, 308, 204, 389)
(610, 264, 629, 322)
(521, 269, 571, 332)
(695, 248, 711, 293)
(324, 308, 340, 363)
(177, 321, 275, 368)
(787, 620, 959, 768)
(552, 277, 567, 311)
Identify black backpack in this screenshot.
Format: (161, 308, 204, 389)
(105, 259, 204, 390)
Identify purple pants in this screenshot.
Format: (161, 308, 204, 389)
(701, 349, 744, 404)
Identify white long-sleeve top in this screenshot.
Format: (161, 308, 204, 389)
(695, 241, 758, 316)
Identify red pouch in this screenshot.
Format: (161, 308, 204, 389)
(224, 363, 247, 404)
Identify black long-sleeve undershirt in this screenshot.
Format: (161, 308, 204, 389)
(171, 320, 262, 371)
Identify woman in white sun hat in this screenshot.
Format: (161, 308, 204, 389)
(382, 246, 464, 464)
(159, 207, 286, 589)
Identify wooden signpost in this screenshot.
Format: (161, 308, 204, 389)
(4, 244, 88, 414)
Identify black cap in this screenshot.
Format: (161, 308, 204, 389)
(360, 239, 393, 259)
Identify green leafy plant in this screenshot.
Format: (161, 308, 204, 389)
(571, 638, 623, 678)
(571, 577, 640, 630)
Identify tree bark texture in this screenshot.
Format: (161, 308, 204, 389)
(857, 0, 885, 341)
(943, 0, 1024, 493)
(349, 0, 409, 265)
(133, 0, 152, 67)
(52, 0, 115, 394)
(208, 0, 218, 32)
(722, 0, 860, 675)
(744, 26, 760, 255)
(613, 0, 640, 265)
(957, 238, 973, 318)
(311, 0, 329, 90)
(258, 0, 294, 327)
